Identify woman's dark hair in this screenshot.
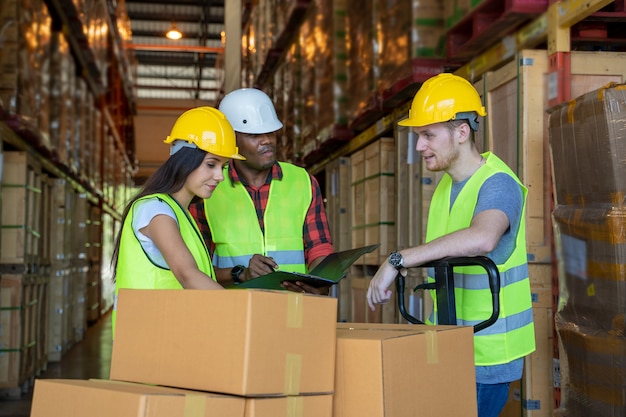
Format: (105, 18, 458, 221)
(110, 146, 207, 280)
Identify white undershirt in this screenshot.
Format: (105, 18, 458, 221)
(131, 197, 178, 268)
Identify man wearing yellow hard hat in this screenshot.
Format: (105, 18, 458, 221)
(367, 73, 535, 417)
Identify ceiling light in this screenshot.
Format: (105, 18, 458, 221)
(166, 23, 182, 40)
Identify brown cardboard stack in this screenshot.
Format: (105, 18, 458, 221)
(548, 82, 626, 416)
(29, 289, 481, 416)
(31, 289, 338, 416)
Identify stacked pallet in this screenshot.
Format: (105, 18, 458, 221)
(0, 152, 46, 397)
(0, 1, 133, 391)
(324, 157, 351, 321)
(549, 82, 626, 417)
(350, 138, 397, 323)
(473, 49, 626, 417)
(242, 0, 446, 164)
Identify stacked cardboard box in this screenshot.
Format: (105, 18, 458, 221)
(31, 289, 338, 416)
(548, 82, 626, 416)
(351, 137, 396, 266)
(334, 323, 477, 416)
(31, 378, 333, 417)
(109, 290, 337, 397)
(30, 289, 480, 416)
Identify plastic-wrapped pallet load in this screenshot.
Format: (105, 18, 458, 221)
(548, 82, 626, 417)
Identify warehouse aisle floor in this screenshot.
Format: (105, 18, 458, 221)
(0, 311, 113, 417)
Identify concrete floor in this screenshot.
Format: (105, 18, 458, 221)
(0, 312, 112, 417)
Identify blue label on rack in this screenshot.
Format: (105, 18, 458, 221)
(523, 399, 541, 410)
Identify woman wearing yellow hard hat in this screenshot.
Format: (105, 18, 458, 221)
(111, 107, 245, 334)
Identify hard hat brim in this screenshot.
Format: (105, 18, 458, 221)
(235, 120, 283, 135)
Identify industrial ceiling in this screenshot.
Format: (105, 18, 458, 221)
(124, 0, 230, 102)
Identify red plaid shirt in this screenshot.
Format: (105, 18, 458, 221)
(188, 162, 333, 268)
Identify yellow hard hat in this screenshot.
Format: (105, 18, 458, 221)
(164, 107, 245, 160)
(399, 73, 487, 128)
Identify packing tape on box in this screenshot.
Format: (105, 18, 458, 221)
(567, 100, 576, 124)
(565, 82, 626, 124)
(287, 293, 304, 328)
(286, 396, 304, 417)
(285, 293, 304, 394)
(284, 353, 302, 395)
(588, 260, 626, 281)
(184, 395, 206, 417)
(554, 207, 626, 244)
(425, 330, 439, 364)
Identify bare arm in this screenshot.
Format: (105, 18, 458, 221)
(141, 215, 223, 290)
(367, 209, 509, 309)
(402, 209, 509, 267)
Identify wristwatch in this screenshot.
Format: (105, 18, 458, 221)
(230, 265, 246, 284)
(388, 252, 404, 270)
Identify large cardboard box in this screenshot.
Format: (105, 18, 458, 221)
(30, 379, 333, 417)
(333, 323, 477, 417)
(110, 289, 337, 397)
(30, 379, 245, 417)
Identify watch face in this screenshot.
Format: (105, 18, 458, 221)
(231, 265, 245, 282)
(389, 252, 403, 268)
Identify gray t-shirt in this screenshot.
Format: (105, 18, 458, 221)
(450, 172, 525, 383)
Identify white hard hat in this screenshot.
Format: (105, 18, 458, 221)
(218, 88, 283, 134)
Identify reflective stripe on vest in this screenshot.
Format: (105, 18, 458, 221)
(113, 193, 215, 334)
(205, 162, 312, 272)
(425, 152, 535, 366)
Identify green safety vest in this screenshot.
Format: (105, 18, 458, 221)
(205, 162, 312, 272)
(113, 193, 215, 334)
(426, 152, 535, 366)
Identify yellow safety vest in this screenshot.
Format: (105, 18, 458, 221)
(113, 193, 215, 334)
(205, 162, 312, 272)
(426, 152, 535, 366)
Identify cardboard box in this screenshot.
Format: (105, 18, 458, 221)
(30, 379, 245, 417)
(111, 289, 337, 396)
(333, 323, 477, 417)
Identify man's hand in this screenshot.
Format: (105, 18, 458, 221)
(367, 263, 404, 310)
(281, 280, 331, 295)
(246, 254, 278, 279)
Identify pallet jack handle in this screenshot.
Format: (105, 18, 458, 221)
(396, 256, 501, 333)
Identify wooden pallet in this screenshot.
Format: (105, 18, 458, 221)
(446, 0, 548, 62)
